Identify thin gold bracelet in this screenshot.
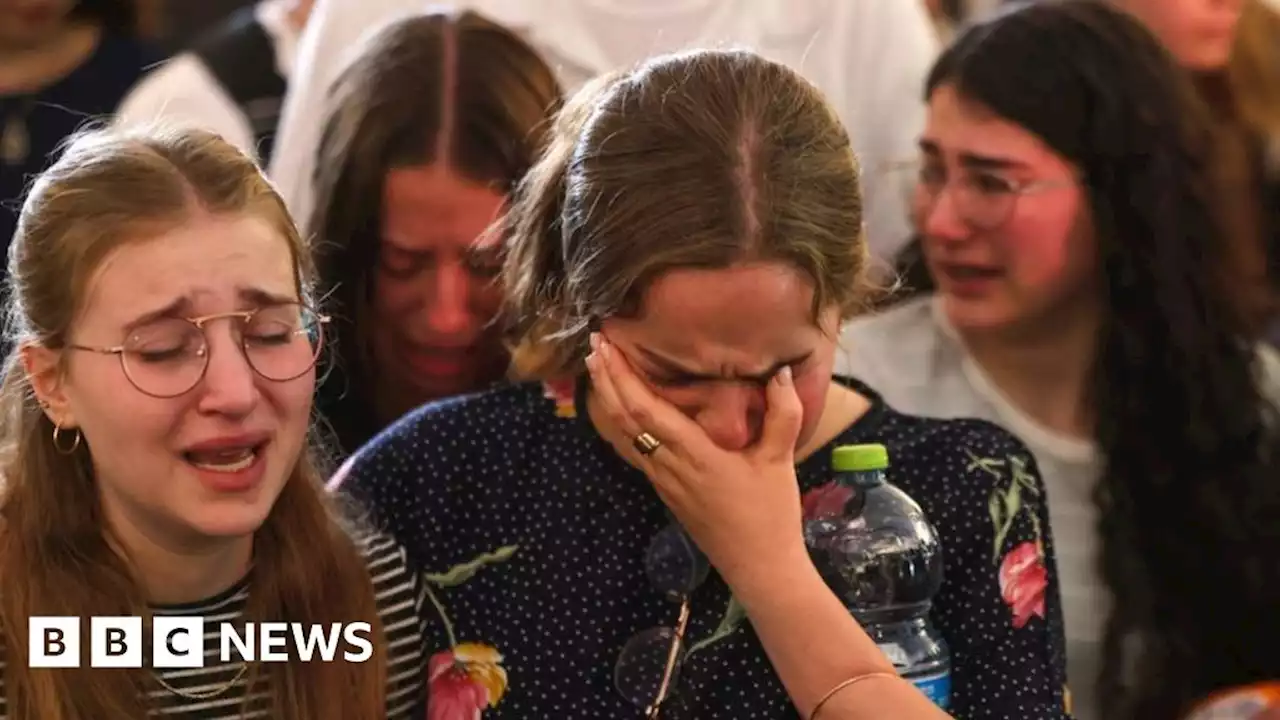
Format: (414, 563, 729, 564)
(808, 671, 900, 720)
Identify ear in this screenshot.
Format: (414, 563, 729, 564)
(20, 343, 75, 429)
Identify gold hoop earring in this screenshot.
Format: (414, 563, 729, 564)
(52, 424, 81, 455)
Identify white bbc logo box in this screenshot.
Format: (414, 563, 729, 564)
(29, 616, 207, 668)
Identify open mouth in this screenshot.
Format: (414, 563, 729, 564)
(182, 444, 265, 473)
(943, 264, 1003, 280)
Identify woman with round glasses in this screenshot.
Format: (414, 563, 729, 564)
(0, 126, 428, 718)
(841, 2, 1280, 718)
(332, 51, 1069, 718)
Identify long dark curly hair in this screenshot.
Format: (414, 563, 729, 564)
(889, 1, 1280, 716)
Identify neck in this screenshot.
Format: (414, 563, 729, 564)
(0, 22, 100, 94)
(104, 505, 253, 605)
(957, 303, 1099, 439)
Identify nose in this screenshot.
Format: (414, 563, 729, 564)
(195, 330, 259, 417)
(421, 262, 475, 338)
(919, 184, 971, 245)
(693, 384, 766, 452)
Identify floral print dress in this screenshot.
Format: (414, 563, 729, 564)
(333, 377, 1071, 719)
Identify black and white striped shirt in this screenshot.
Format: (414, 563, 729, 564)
(0, 531, 426, 718)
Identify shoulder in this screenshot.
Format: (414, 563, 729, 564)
(870, 396, 1043, 508)
(116, 53, 244, 125)
(330, 382, 558, 494)
(350, 529, 420, 604)
(837, 297, 954, 386)
(842, 296, 939, 345)
(885, 409, 1038, 480)
(354, 382, 551, 458)
(350, 529, 426, 707)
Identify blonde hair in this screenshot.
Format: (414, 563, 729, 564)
(501, 50, 871, 381)
(0, 126, 387, 719)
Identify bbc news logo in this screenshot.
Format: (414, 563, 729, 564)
(28, 617, 373, 668)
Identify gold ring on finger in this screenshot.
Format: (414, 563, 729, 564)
(633, 431, 662, 457)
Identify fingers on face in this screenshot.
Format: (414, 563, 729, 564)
(759, 366, 804, 461)
(585, 340, 637, 436)
(585, 333, 700, 476)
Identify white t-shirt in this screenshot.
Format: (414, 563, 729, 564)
(267, 0, 939, 268)
(837, 296, 1280, 720)
(115, 0, 301, 163)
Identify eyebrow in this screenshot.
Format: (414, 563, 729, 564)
(918, 139, 1030, 172)
(381, 237, 431, 256)
(636, 345, 812, 384)
(123, 287, 298, 331)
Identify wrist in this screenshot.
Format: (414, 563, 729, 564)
(719, 540, 821, 606)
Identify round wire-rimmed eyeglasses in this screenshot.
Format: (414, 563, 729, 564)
(66, 302, 329, 399)
(882, 158, 1077, 231)
(614, 523, 711, 718)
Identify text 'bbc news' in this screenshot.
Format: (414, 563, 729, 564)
(28, 617, 374, 668)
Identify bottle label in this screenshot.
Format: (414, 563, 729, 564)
(910, 670, 951, 710)
(1184, 682, 1280, 719)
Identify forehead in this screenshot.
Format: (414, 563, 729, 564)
(381, 166, 506, 249)
(82, 213, 296, 327)
(626, 263, 824, 350)
(923, 85, 1063, 168)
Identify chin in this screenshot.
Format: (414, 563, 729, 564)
(183, 505, 274, 539)
(1181, 45, 1233, 72)
(938, 294, 1018, 333)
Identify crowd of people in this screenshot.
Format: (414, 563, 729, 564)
(1, 0, 1278, 718)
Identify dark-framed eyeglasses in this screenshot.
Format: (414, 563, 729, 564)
(67, 302, 329, 399)
(884, 158, 1076, 231)
(615, 522, 710, 718)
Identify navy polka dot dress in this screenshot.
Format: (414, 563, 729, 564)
(333, 377, 1071, 718)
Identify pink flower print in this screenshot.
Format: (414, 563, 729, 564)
(427, 643, 509, 720)
(998, 541, 1048, 628)
(542, 378, 576, 418)
(802, 481, 855, 522)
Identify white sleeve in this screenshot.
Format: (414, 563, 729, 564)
(267, 0, 439, 225)
(114, 55, 259, 162)
(839, 0, 939, 274)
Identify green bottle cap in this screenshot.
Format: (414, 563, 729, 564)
(831, 443, 889, 472)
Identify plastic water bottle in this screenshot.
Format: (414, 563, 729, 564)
(803, 443, 951, 709)
(1185, 683, 1280, 719)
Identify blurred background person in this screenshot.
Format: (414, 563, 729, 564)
(267, 0, 939, 275)
(0, 0, 159, 266)
(924, 0, 1007, 40)
(115, 0, 315, 166)
(1115, 0, 1280, 342)
(842, 2, 1280, 718)
(309, 11, 562, 455)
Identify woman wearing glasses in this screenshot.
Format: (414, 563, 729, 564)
(332, 51, 1069, 718)
(0, 126, 427, 718)
(840, 2, 1280, 719)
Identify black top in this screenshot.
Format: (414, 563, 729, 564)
(0, 32, 159, 255)
(191, 6, 287, 167)
(335, 377, 1071, 718)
